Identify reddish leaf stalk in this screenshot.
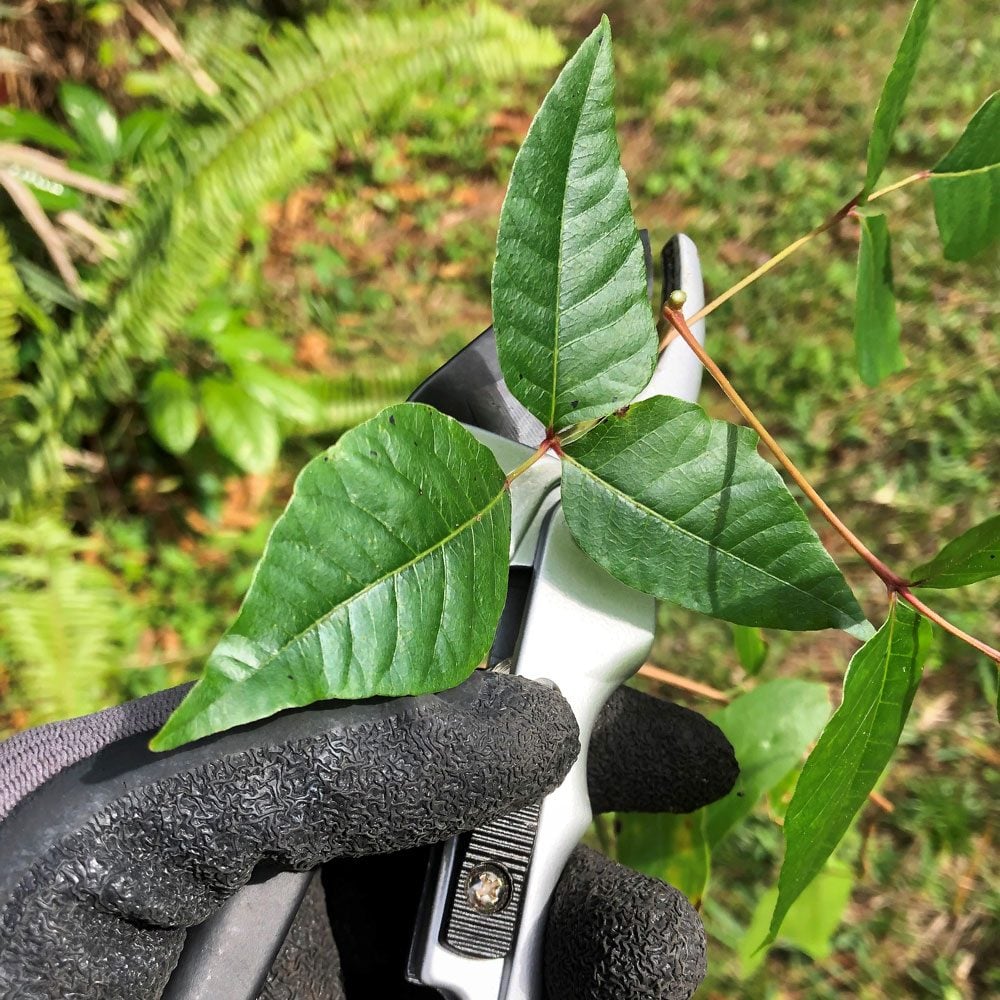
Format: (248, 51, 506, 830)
(661, 305, 1000, 664)
(688, 170, 931, 326)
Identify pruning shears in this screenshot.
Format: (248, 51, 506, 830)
(406, 232, 708, 999)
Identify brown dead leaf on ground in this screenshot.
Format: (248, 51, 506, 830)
(184, 509, 212, 535)
(295, 330, 336, 373)
(221, 475, 271, 531)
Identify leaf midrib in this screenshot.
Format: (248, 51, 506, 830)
(549, 37, 603, 429)
(228, 485, 507, 676)
(932, 161, 998, 179)
(563, 453, 854, 622)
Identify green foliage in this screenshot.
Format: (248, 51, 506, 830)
(704, 679, 830, 847)
(911, 513, 1000, 589)
(200, 377, 280, 475)
(0, 517, 131, 724)
(0, 108, 81, 156)
(58, 82, 121, 167)
(15, 2, 563, 501)
(930, 91, 1000, 261)
(560, 396, 866, 631)
(145, 370, 200, 456)
(731, 625, 768, 676)
(618, 810, 711, 905)
(741, 855, 855, 974)
(854, 211, 904, 387)
(618, 679, 830, 907)
(77, 3, 563, 407)
(770, 601, 933, 942)
(492, 18, 656, 429)
(862, 0, 937, 197)
(152, 403, 510, 750)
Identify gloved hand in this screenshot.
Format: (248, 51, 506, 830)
(0, 670, 737, 1000)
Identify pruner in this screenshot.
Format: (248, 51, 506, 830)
(407, 233, 708, 999)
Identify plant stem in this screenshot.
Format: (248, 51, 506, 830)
(867, 170, 931, 203)
(661, 305, 1000, 665)
(638, 662, 731, 703)
(689, 170, 931, 325)
(662, 305, 903, 585)
(898, 588, 1000, 663)
(503, 439, 552, 488)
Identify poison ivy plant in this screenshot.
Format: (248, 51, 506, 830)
(559, 395, 865, 631)
(153, 6, 999, 936)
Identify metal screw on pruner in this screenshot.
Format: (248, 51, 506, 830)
(466, 863, 513, 915)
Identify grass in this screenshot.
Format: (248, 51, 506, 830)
(2, 0, 996, 995)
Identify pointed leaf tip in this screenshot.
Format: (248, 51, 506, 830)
(492, 17, 656, 429)
(768, 601, 931, 942)
(863, 0, 937, 197)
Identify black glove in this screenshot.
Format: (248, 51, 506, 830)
(0, 671, 736, 1000)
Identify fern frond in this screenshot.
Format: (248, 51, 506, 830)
(0, 517, 131, 723)
(0, 228, 48, 511)
(44, 3, 560, 443)
(312, 361, 436, 432)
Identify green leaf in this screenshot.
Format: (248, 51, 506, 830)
(930, 92, 1000, 261)
(741, 857, 855, 976)
(145, 370, 200, 455)
(862, 0, 937, 197)
(119, 108, 171, 163)
(732, 624, 768, 676)
(911, 513, 1000, 589)
(769, 601, 932, 941)
(854, 211, 904, 387)
(151, 403, 510, 750)
(492, 17, 656, 429)
(58, 82, 120, 165)
(234, 363, 325, 427)
(705, 679, 830, 847)
(617, 811, 711, 905)
(201, 376, 280, 473)
(0, 107, 82, 156)
(560, 396, 866, 631)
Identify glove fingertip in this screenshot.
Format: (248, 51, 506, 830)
(545, 845, 706, 1000)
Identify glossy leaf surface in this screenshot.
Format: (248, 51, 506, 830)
(911, 513, 1000, 589)
(704, 679, 830, 846)
(769, 601, 931, 940)
(862, 0, 937, 196)
(854, 211, 904, 386)
(202, 376, 280, 474)
(58, 82, 121, 165)
(560, 396, 867, 631)
(492, 17, 656, 429)
(930, 92, 1000, 260)
(146, 370, 200, 455)
(152, 403, 511, 750)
